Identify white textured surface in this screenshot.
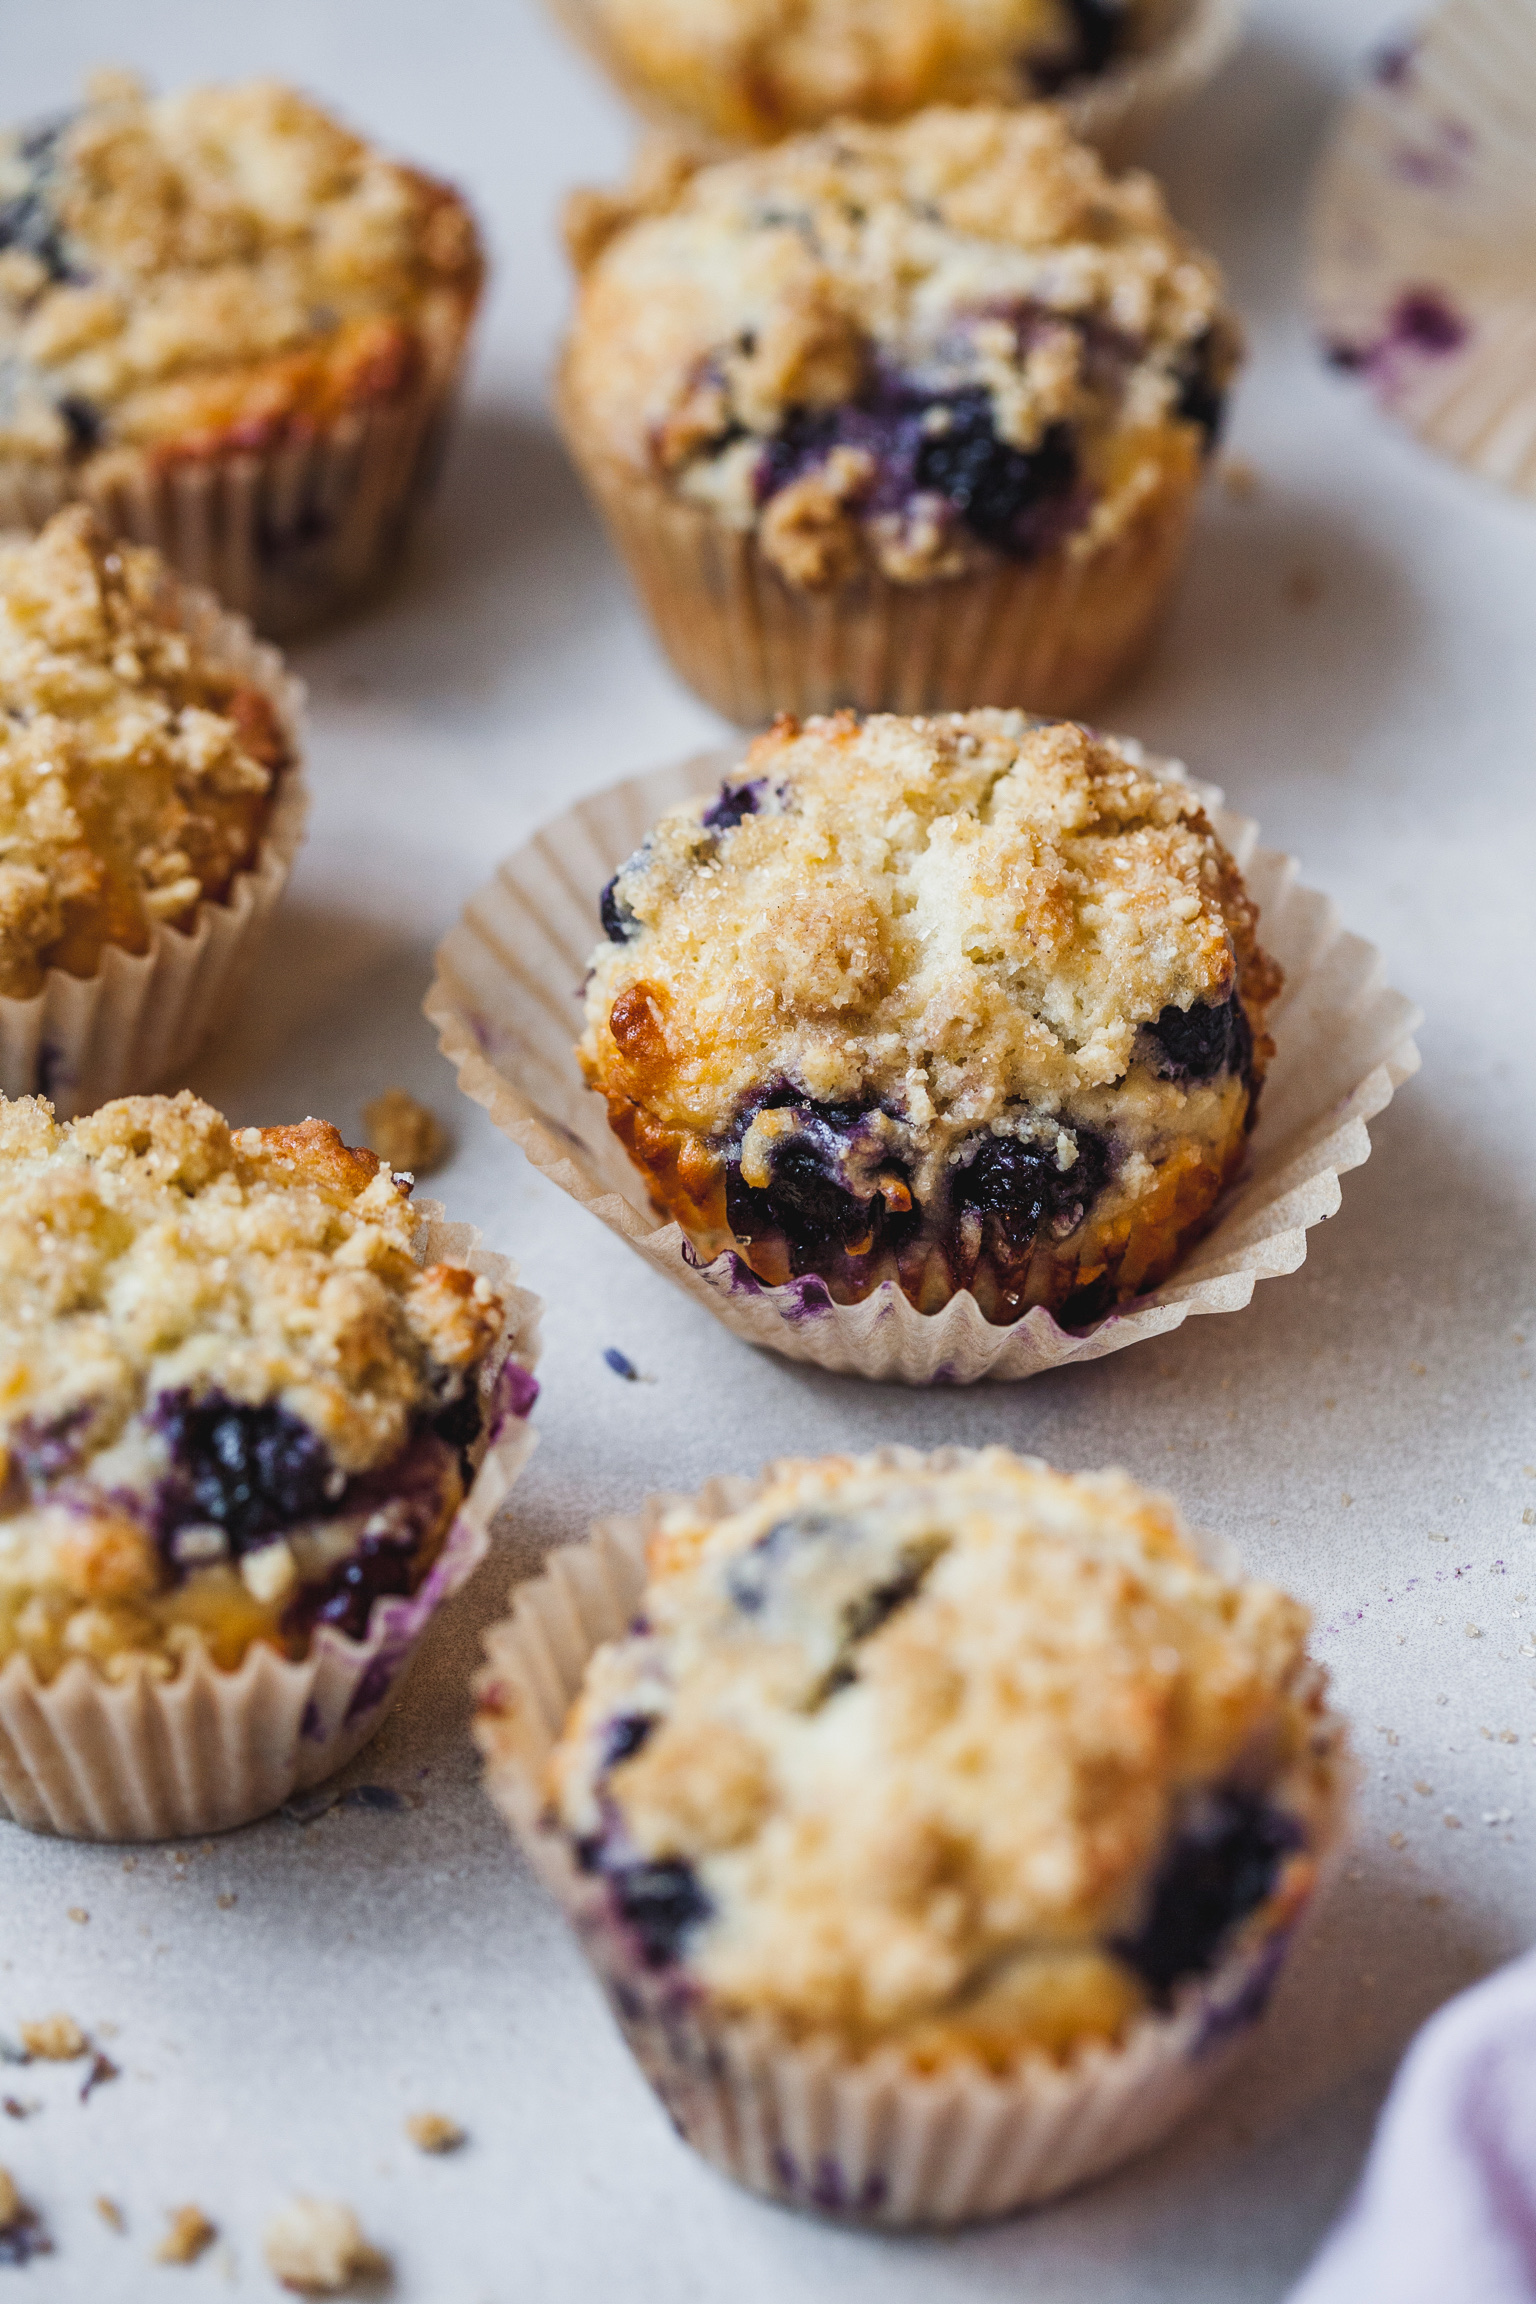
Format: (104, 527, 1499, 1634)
(2, 2, 1534, 2298)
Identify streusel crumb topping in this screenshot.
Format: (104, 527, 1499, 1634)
(563, 107, 1236, 583)
(0, 1092, 505, 1681)
(551, 1451, 1339, 2056)
(0, 507, 290, 997)
(584, 0, 1150, 145)
(582, 710, 1271, 1205)
(0, 72, 480, 464)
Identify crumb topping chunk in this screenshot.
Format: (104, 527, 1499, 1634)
(550, 1451, 1340, 2059)
(0, 508, 290, 996)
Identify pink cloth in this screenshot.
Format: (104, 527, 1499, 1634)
(1289, 1951, 1536, 2303)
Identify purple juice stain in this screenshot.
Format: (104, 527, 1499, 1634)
(1372, 34, 1417, 87)
(1392, 287, 1468, 355)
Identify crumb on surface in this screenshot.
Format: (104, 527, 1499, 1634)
(405, 2110, 465, 2154)
(263, 2198, 386, 2294)
(67, 1908, 88, 1924)
(1218, 456, 1260, 501)
(0, 2168, 18, 2228)
(155, 2204, 216, 2264)
(363, 1088, 450, 1178)
(217, 1893, 237, 1911)
(96, 2196, 125, 2233)
(20, 2013, 86, 2060)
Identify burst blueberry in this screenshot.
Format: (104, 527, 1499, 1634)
(1115, 1789, 1303, 1999)
(153, 1390, 333, 1555)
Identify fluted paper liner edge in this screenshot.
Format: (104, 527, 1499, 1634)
(0, 319, 472, 635)
(0, 561, 311, 1118)
(0, 1214, 542, 1842)
(474, 1445, 1351, 2226)
(545, 0, 1244, 158)
(427, 741, 1420, 1385)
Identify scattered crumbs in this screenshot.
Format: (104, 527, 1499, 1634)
(20, 2013, 86, 2061)
(1443, 1812, 1463, 1829)
(1466, 1623, 1483, 1639)
(1377, 1727, 1399, 1745)
(1409, 1361, 1427, 1377)
(405, 2111, 465, 2155)
(217, 1894, 238, 1912)
(67, 1908, 88, 1925)
(120, 1858, 138, 1874)
(263, 2198, 388, 2295)
(1414, 1781, 1434, 1796)
(1285, 567, 1323, 609)
(364, 1088, 449, 1180)
(1323, 1396, 1336, 1410)
(1436, 1693, 1450, 1705)
(96, 2196, 125, 2234)
(1482, 1809, 1514, 1827)
(1521, 1639, 1536, 1660)
(155, 2205, 217, 2265)
(200, 1843, 214, 1858)
(1218, 455, 1261, 501)
(81, 2049, 120, 2102)
(1428, 1530, 1448, 1543)
(1419, 1893, 1446, 1910)
(1388, 1831, 1406, 1850)
(1, 2101, 30, 2121)
(1524, 1508, 1535, 1527)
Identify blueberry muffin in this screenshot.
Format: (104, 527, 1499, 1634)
(0, 72, 482, 633)
(540, 1449, 1344, 2073)
(551, 0, 1216, 149)
(559, 106, 1239, 722)
(580, 711, 1278, 1328)
(0, 507, 294, 1006)
(0, 1090, 513, 1686)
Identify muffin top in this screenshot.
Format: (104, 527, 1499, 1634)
(0, 1092, 508, 1675)
(564, 106, 1236, 585)
(548, 1450, 1339, 2059)
(585, 0, 1150, 144)
(1, 1091, 501, 1481)
(0, 72, 481, 467)
(582, 710, 1275, 1208)
(0, 508, 293, 999)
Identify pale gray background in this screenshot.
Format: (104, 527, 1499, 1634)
(3, 2, 1534, 2296)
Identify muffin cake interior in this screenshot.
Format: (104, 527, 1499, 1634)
(581, 709, 1280, 1325)
(564, 105, 1237, 592)
(0, 1091, 510, 1683)
(546, 1450, 1342, 2065)
(0, 72, 481, 476)
(0, 507, 292, 1000)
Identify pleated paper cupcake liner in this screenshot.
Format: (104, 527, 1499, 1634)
(0, 566, 309, 1119)
(0, 1213, 541, 1843)
(1310, 0, 1536, 499)
(427, 740, 1421, 1385)
(556, 396, 1199, 725)
(474, 1446, 1352, 2226)
(544, 0, 1243, 159)
(0, 326, 470, 639)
